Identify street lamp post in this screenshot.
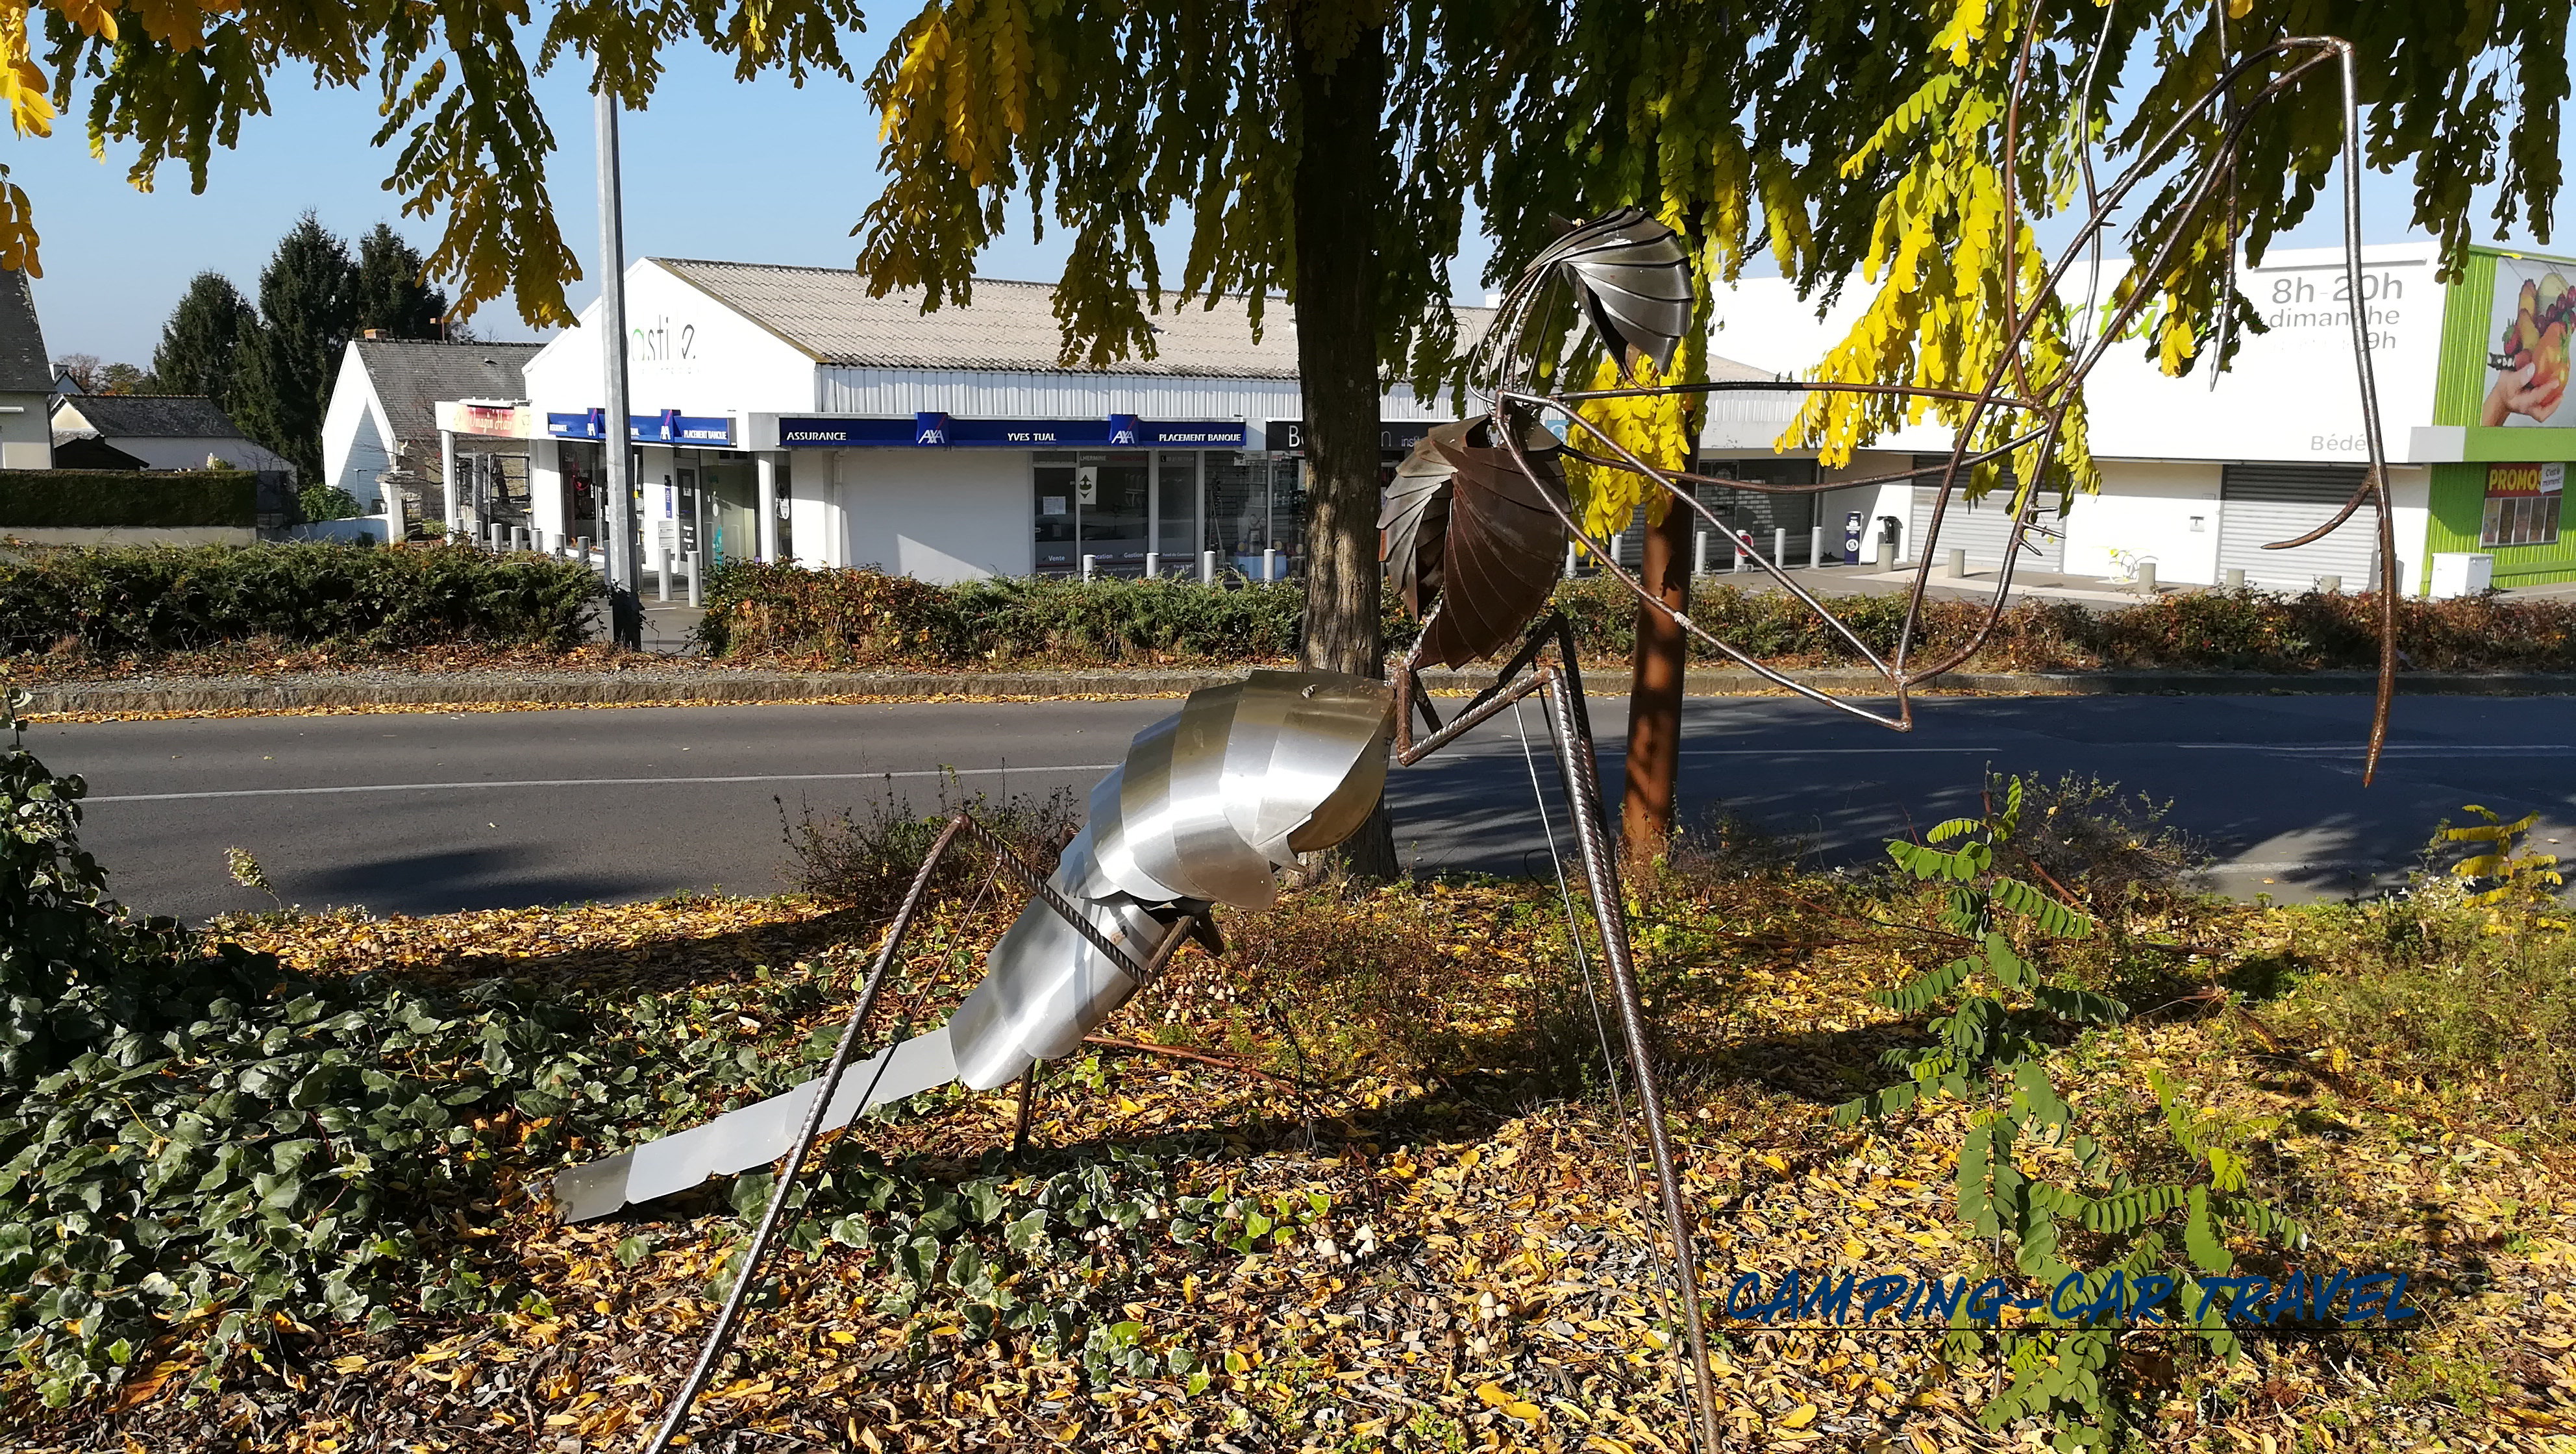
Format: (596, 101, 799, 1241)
(595, 81, 643, 649)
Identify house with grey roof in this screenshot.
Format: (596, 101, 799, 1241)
(321, 336, 543, 528)
(0, 269, 53, 469)
(48, 392, 294, 476)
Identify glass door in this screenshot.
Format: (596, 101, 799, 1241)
(1155, 452, 1199, 574)
(1034, 452, 1079, 576)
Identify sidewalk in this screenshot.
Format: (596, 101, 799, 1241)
(22, 663, 2576, 718)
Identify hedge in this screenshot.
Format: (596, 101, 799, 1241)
(0, 469, 258, 529)
(698, 563, 2576, 674)
(0, 543, 604, 658)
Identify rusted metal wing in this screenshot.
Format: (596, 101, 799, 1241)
(1385, 417, 1572, 668)
(1531, 206, 1694, 379)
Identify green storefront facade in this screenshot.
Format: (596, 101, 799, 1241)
(2421, 246, 2576, 589)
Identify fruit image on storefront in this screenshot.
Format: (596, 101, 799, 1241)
(2484, 264, 2572, 426)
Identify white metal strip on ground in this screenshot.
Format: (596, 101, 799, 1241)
(553, 1026, 959, 1222)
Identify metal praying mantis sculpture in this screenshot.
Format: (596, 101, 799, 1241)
(571, 31, 2401, 1454)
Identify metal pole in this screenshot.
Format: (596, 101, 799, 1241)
(1200, 548, 1217, 584)
(596, 79, 643, 649)
(687, 549, 704, 608)
(1537, 669, 1723, 1454)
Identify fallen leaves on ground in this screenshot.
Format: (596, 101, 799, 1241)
(7, 868, 2568, 1453)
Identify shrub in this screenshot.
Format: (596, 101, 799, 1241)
(295, 483, 366, 523)
(697, 565, 2576, 674)
(0, 695, 626, 1403)
(0, 469, 257, 530)
(0, 542, 602, 659)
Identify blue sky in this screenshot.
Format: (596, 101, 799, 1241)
(18, 36, 2570, 367)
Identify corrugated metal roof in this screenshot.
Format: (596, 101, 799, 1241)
(654, 256, 1775, 388)
(0, 269, 49, 394)
(654, 260, 1327, 377)
(354, 339, 543, 444)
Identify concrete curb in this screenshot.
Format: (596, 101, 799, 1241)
(20, 665, 2576, 715)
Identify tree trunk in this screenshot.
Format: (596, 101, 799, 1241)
(1289, 18, 1400, 881)
(1620, 498, 1694, 869)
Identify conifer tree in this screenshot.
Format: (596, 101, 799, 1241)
(233, 214, 357, 485)
(351, 223, 449, 340)
(149, 273, 258, 408)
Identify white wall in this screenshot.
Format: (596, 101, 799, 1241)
(2, 391, 51, 468)
(837, 449, 1032, 582)
(789, 453, 841, 567)
(526, 438, 564, 543)
(521, 260, 821, 434)
(319, 349, 390, 506)
(108, 434, 294, 474)
(2060, 462, 2225, 584)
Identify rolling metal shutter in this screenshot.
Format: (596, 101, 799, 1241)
(1909, 486, 2066, 572)
(2218, 464, 2379, 592)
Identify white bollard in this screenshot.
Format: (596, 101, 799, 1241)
(1735, 534, 1749, 573)
(2136, 561, 2158, 595)
(1773, 528, 1786, 567)
(1694, 531, 1707, 575)
(1201, 549, 1217, 584)
(515, 525, 531, 552)
(687, 550, 703, 608)
(1809, 526, 1824, 567)
(1145, 552, 1159, 578)
(2224, 567, 2246, 590)
(2316, 574, 2340, 595)
(657, 550, 671, 602)
(1261, 547, 1278, 582)
(1947, 548, 1967, 578)
(1564, 541, 1578, 579)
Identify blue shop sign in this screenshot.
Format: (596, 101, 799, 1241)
(777, 417, 919, 447)
(546, 410, 734, 445)
(773, 416, 1251, 449)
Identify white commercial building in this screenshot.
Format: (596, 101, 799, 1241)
(496, 259, 1471, 582)
(1697, 240, 2576, 596)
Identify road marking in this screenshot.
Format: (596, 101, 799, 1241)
(84, 764, 1124, 804)
(76, 743, 2576, 804)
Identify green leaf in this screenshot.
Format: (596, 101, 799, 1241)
(2184, 1185, 2233, 1274)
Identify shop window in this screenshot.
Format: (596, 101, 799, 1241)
(2482, 463, 2565, 548)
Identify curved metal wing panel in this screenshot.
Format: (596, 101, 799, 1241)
(1416, 423, 1572, 668)
(1528, 207, 1694, 379)
(1381, 437, 1454, 617)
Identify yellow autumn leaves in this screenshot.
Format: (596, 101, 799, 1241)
(1564, 345, 1703, 541)
(879, 0, 1043, 189)
(1790, 0, 2100, 502)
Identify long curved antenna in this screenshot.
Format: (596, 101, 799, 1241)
(1448, 34, 2399, 759)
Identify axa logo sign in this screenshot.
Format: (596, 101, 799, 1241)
(913, 412, 952, 446)
(1106, 413, 1141, 447)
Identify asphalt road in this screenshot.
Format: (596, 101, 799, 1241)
(26, 693, 2574, 922)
